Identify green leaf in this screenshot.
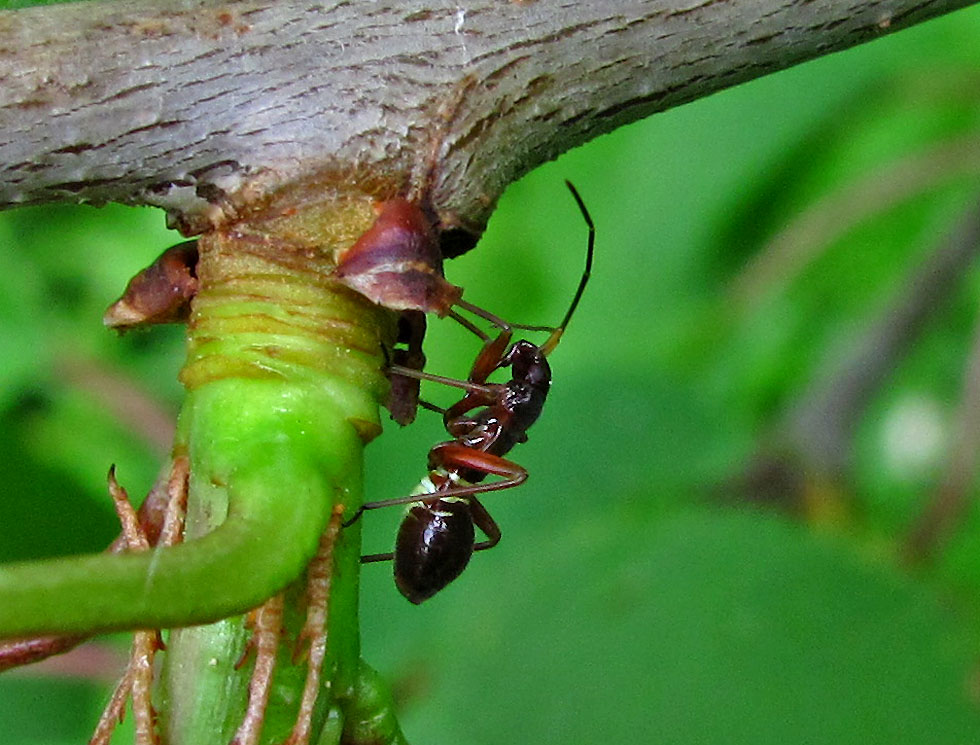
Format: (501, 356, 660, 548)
(371, 509, 980, 744)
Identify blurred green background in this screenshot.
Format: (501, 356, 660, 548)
(4, 5, 980, 744)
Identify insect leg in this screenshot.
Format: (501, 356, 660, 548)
(344, 445, 526, 529)
(468, 497, 502, 552)
(387, 363, 501, 398)
(361, 550, 395, 564)
(418, 399, 447, 415)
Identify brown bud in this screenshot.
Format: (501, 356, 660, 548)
(104, 241, 199, 330)
(334, 199, 462, 315)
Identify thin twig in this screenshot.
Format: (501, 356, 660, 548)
(158, 456, 189, 548)
(89, 667, 135, 745)
(903, 302, 980, 563)
(731, 135, 980, 312)
(783, 198, 980, 477)
(58, 357, 177, 457)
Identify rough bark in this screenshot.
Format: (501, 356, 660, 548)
(0, 0, 975, 236)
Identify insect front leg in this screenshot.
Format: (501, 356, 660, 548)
(386, 363, 500, 400)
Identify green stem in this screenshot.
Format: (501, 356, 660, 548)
(162, 208, 400, 744)
(0, 217, 390, 636)
(0, 439, 340, 634)
(0, 188, 409, 742)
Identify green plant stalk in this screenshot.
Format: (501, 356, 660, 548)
(0, 189, 409, 742)
(0, 201, 389, 636)
(0, 386, 364, 636)
(159, 217, 403, 743)
(162, 208, 410, 744)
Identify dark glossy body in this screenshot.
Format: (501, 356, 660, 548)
(353, 180, 594, 604)
(359, 335, 551, 603)
(442, 339, 552, 479)
(379, 341, 553, 603)
(394, 498, 474, 603)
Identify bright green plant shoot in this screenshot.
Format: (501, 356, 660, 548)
(0, 186, 409, 743)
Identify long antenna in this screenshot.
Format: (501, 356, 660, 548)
(541, 180, 594, 355)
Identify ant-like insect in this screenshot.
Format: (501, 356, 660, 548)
(345, 181, 594, 603)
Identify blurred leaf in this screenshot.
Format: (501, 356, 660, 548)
(0, 404, 117, 563)
(0, 676, 102, 744)
(359, 8, 980, 744)
(370, 509, 980, 745)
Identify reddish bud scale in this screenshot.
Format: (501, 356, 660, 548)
(333, 199, 462, 316)
(104, 241, 200, 331)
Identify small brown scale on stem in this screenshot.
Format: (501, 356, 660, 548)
(104, 241, 200, 331)
(334, 198, 461, 316)
(332, 197, 464, 426)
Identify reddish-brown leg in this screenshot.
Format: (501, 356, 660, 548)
(450, 301, 560, 347)
(390, 303, 556, 425)
(468, 496, 502, 552)
(451, 299, 559, 377)
(359, 445, 527, 518)
(387, 307, 513, 425)
(440, 317, 513, 424)
(283, 504, 345, 745)
(446, 308, 490, 341)
(351, 444, 527, 539)
(230, 594, 285, 745)
(387, 363, 500, 400)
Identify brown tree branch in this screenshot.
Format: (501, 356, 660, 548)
(1, 0, 976, 236)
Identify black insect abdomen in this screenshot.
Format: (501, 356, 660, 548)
(393, 499, 475, 604)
